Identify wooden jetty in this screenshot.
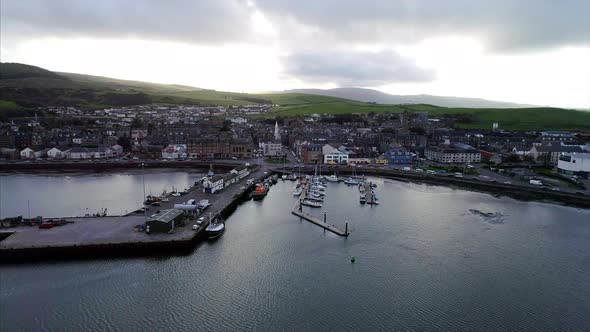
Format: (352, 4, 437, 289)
(292, 179, 350, 237)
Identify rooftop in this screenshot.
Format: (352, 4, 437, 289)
(148, 209, 183, 224)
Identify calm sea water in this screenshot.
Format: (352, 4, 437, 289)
(1, 175, 590, 331)
(0, 170, 204, 218)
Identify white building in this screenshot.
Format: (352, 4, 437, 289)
(227, 117, 248, 124)
(20, 147, 35, 159)
(425, 143, 481, 164)
(558, 153, 590, 179)
(47, 147, 69, 159)
(322, 144, 349, 164)
(261, 142, 282, 157)
(203, 175, 224, 194)
(67, 147, 114, 159)
(230, 165, 250, 179)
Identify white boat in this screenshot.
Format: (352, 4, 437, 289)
(311, 183, 326, 190)
(360, 194, 366, 204)
(293, 187, 303, 196)
(308, 191, 325, 197)
(306, 196, 324, 202)
(301, 199, 322, 208)
(310, 185, 325, 192)
(344, 177, 360, 185)
(326, 174, 339, 182)
(281, 175, 288, 180)
(206, 222, 225, 239)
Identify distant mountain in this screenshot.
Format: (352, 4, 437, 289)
(283, 88, 537, 108)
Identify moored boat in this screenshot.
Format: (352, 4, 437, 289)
(326, 174, 339, 182)
(344, 177, 360, 185)
(205, 220, 225, 239)
(301, 199, 322, 208)
(251, 183, 269, 200)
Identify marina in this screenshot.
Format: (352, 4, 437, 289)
(291, 176, 350, 237)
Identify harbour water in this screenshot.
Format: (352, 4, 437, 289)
(0, 170, 205, 218)
(1, 175, 590, 331)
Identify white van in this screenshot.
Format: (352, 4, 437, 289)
(454, 172, 463, 178)
(529, 180, 543, 186)
(402, 167, 411, 171)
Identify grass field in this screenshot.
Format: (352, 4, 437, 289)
(2, 63, 589, 131)
(260, 99, 590, 131)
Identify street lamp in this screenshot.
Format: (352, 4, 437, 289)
(140, 162, 147, 222)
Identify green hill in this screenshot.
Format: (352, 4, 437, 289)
(0, 62, 588, 130)
(0, 62, 66, 80)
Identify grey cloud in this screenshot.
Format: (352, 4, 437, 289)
(3, 0, 588, 52)
(282, 51, 435, 86)
(256, 0, 590, 52)
(0, 0, 258, 45)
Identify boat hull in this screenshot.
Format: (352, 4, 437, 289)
(206, 224, 225, 239)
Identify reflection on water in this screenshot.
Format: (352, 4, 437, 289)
(0, 170, 204, 218)
(1, 177, 589, 331)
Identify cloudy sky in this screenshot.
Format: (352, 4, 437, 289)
(1, 0, 589, 108)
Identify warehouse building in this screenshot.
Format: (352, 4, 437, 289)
(145, 209, 184, 234)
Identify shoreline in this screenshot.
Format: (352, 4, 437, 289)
(276, 167, 590, 209)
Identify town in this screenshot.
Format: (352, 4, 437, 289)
(0, 104, 588, 194)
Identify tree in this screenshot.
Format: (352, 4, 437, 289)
(117, 135, 131, 151)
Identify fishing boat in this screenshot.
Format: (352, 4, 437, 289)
(251, 183, 269, 200)
(360, 194, 366, 204)
(301, 199, 322, 208)
(271, 174, 279, 184)
(287, 173, 297, 181)
(206, 219, 225, 239)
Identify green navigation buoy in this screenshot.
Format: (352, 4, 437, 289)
(350, 256, 356, 263)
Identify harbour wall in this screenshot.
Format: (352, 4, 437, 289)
(0, 169, 267, 263)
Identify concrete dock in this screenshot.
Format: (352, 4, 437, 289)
(0, 166, 268, 260)
(292, 180, 349, 237)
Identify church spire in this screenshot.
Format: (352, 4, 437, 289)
(274, 121, 281, 142)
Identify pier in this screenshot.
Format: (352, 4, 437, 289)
(0, 166, 269, 261)
(291, 180, 350, 237)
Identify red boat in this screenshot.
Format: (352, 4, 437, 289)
(251, 183, 268, 200)
(38, 222, 55, 229)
